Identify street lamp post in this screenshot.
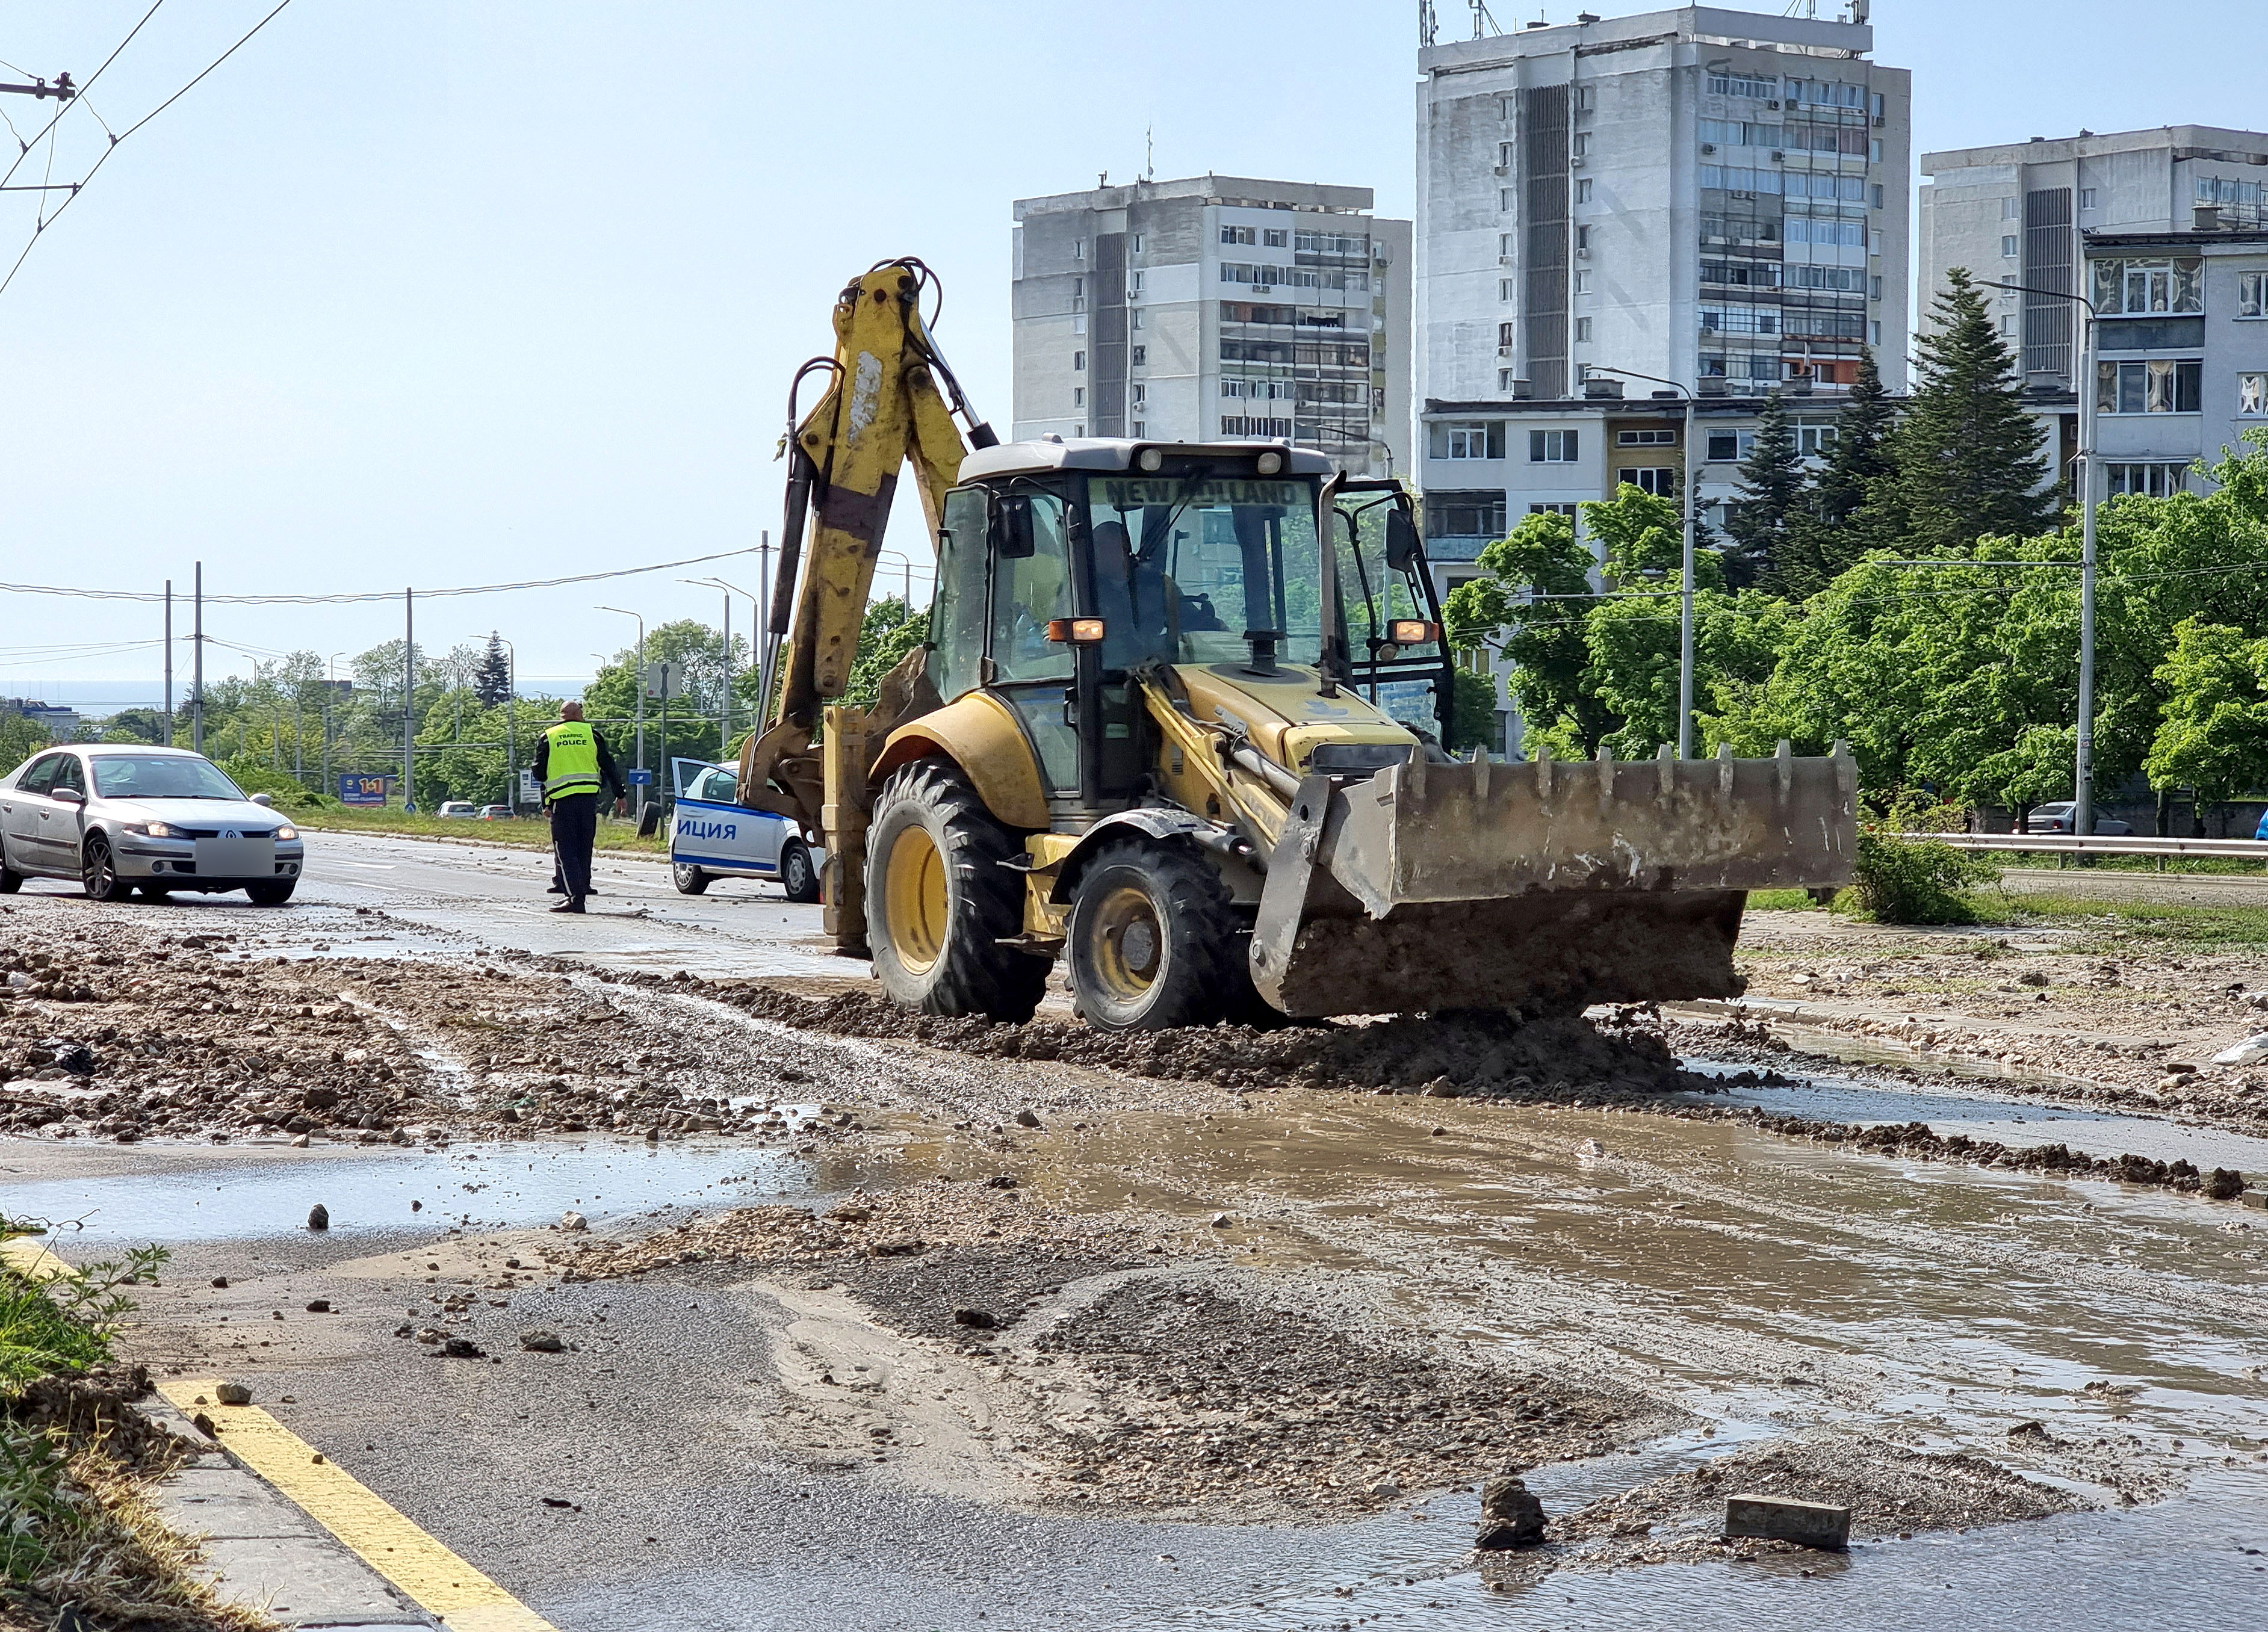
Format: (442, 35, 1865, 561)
(1983, 277, 2098, 833)
(685, 576, 762, 762)
(597, 607, 646, 820)
(1580, 363, 1697, 756)
(324, 652, 346, 796)
(493, 636, 519, 814)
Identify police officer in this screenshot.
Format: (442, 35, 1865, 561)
(533, 701, 627, 913)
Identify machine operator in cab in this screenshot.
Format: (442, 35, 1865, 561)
(533, 701, 627, 913)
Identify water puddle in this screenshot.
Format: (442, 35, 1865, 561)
(0, 1138, 815, 1244)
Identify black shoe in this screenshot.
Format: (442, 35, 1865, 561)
(549, 898, 585, 914)
(546, 883, 565, 895)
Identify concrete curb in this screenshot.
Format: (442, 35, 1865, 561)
(137, 1395, 444, 1631)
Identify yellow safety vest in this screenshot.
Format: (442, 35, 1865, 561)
(542, 722, 602, 803)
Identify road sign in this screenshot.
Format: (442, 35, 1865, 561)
(625, 768, 655, 787)
(338, 773, 389, 807)
(642, 661, 687, 702)
(518, 770, 539, 805)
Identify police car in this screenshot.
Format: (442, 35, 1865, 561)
(667, 760, 823, 901)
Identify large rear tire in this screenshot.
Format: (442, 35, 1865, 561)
(865, 759, 1047, 1023)
(1065, 839, 1246, 1032)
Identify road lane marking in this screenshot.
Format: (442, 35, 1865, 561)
(156, 1378, 559, 1632)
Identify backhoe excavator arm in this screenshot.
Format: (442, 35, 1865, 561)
(737, 261, 992, 948)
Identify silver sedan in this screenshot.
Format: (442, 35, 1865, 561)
(0, 745, 306, 904)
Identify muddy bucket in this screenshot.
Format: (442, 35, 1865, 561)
(1249, 743, 1856, 1018)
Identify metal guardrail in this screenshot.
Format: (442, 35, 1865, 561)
(1904, 832, 2268, 862)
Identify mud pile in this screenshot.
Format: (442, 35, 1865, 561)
(704, 977, 1707, 1102)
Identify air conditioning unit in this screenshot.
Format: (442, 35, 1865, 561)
(1700, 142, 1716, 154)
(1576, 246, 1591, 259)
(1767, 99, 1781, 109)
(1873, 114, 1885, 128)
(1569, 155, 1586, 168)
(1499, 255, 1518, 265)
(1771, 150, 1785, 162)
(1493, 164, 1510, 176)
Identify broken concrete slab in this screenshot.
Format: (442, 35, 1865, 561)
(1723, 1492, 1850, 1550)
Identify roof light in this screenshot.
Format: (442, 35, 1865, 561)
(1256, 451, 1284, 475)
(1137, 447, 1164, 472)
(1389, 619, 1440, 646)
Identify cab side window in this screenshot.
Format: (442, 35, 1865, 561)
(931, 487, 990, 703)
(15, 754, 63, 795)
(51, 758, 85, 796)
(988, 492, 1073, 684)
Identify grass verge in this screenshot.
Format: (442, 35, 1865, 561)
(0, 1225, 271, 1630)
(2001, 891, 2268, 947)
(292, 805, 667, 855)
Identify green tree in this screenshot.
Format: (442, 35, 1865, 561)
(473, 633, 513, 707)
(1724, 391, 1803, 590)
(1446, 666, 1500, 754)
(1861, 267, 2056, 554)
(1443, 508, 1615, 756)
(0, 717, 49, 779)
(2145, 618, 2268, 803)
(1779, 347, 1897, 598)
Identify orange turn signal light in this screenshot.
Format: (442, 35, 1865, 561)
(1046, 617, 1108, 644)
(1388, 619, 1440, 645)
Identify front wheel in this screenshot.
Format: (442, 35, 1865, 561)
(780, 841, 821, 904)
(81, 835, 131, 903)
(672, 861, 710, 895)
(1066, 839, 1245, 1032)
(246, 880, 296, 906)
(865, 759, 1047, 1023)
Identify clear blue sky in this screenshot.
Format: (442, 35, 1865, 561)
(1, 1, 2257, 708)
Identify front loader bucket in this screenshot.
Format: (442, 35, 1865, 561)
(1248, 744, 1856, 1019)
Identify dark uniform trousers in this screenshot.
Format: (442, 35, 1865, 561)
(549, 793, 600, 899)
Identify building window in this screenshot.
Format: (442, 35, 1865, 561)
(1130, 420, 1145, 437)
(2240, 272, 2267, 318)
(1796, 423, 1839, 456)
(1431, 421, 1507, 460)
(1073, 314, 1086, 335)
(2240, 372, 2268, 416)
(1706, 430, 1755, 462)
(1572, 133, 1590, 158)
(2105, 463, 2192, 497)
(1706, 70, 1777, 99)
(2091, 257, 2204, 315)
(1575, 224, 1590, 252)
(1617, 467, 1676, 496)
(1498, 320, 1517, 351)
(1528, 428, 1579, 463)
(2079, 188, 2098, 209)
(1529, 502, 1578, 517)
(1263, 227, 1288, 249)
(1501, 187, 1516, 212)
(1074, 237, 1086, 259)
(1221, 225, 1254, 246)
(1575, 178, 1593, 204)
(1130, 344, 1147, 366)
(1129, 383, 1145, 407)
(1130, 232, 1144, 253)
(1574, 317, 1592, 342)
(1073, 276, 1084, 296)
(1428, 490, 1508, 539)
(1998, 314, 2013, 335)
(1573, 270, 1592, 295)
(1221, 415, 1293, 437)
(1072, 387, 1084, 407)
(1872, 184, 1885, 209)
(1499, 232, 1517, 258)
(1073, 350, 1086, 372)
(1574, 85, 1594, 113)
(1499, 96, 1515, 121)
(1617, 428, 1677, 446)
(1130, 309, 1144, 330)
(1870, 274, 1883, 301)
(2001, 235, 2018, 258)
(2002, 197, 2021, 220)
(1074, 423, 1084, 436)
(2097, 358, 2202, 414)
(1870, 320, 1883, 345)
(1499, 277, 1517, 301)
(1130, 270, 1145, 294)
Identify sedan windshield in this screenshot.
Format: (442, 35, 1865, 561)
(90, 755, 245, 800)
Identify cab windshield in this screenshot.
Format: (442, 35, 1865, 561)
(89, 755, 244, 800)
(1083, 475, 1323, 670)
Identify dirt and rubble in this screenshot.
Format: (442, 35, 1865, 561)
(1475, 1431, 2087, 1588)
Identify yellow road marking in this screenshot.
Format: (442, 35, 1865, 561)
(158, 1380, 560, 1632)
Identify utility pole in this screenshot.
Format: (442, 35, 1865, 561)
(599, 607, 646, 821)
(191, 562, 205, 754)
(324, 651, 346, 798)
(0, 72, 72, 102)
(163, 580, 173, 747)
(402, 588, 415, 813)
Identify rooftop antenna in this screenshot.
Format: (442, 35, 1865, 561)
(1419, 0, 1438, 46)
(1144, 125, 1155, 182)
(1472, 1, 1502, 39)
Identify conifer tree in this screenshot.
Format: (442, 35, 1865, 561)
(1776, 347, 1898, 597)
(472, 632, 513, 707)
(1865, 268, 2056, 555)
(1722, 389, 1801, 588)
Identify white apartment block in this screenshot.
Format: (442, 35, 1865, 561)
(1011, 176, 1413, 480)
(1920, 126, 2268, 490)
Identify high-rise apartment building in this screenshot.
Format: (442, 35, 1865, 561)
(1011, 176, 1412, 479)
(1919, 128, 2268, 494)
(1416, 5, 1910, 405)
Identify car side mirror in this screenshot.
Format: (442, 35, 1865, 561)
(52, 787, 84, 806)
(991, 492, 1036, 560)
(250, 793, 274, 807)
(1385, 507, 1421, 573)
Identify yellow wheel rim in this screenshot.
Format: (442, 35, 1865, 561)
(1088, 883, 1163, 1003)
(882, 824, 949, 975)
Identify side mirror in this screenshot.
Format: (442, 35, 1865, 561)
(52, 787, 84, 806)
(1385, 506, 1421, 573)
(991, 492, 1036, 560)
(250, 793, 275, 807)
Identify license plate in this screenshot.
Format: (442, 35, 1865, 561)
(193, 836, 274, 878)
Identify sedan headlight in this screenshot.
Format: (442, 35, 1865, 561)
(123, 820, 182, 838)
(274, 825, 299, 841)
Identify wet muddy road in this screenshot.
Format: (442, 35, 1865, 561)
(4, 834, 2266, 1628)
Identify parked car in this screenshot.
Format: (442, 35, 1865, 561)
(667, 759, 823, 901)
(0, 746, 305, 904)
(2022, 802, 2133, 836)
(436, 801, 478, 819)
(477, 805, 513, 821)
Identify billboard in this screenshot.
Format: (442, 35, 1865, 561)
(338, 773, 391, 806)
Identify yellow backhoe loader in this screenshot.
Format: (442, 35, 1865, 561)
(735, 261, 1854, 1031)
